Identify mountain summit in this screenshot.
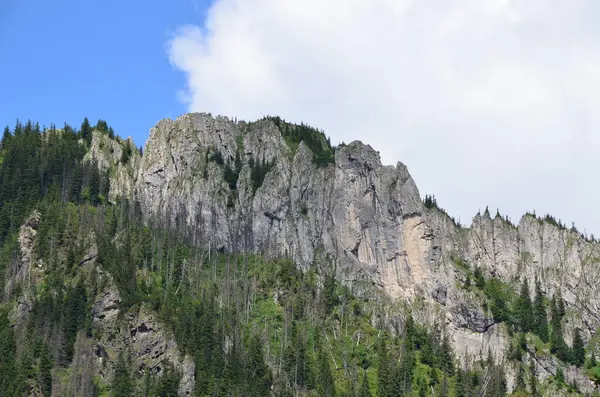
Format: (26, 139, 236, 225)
(0, 115, 597, 396)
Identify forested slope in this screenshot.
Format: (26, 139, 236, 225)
(0, 118, 598, 397)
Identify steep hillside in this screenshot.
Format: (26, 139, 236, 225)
(0, 116, 599, 397)
(103, 113, 600, 390)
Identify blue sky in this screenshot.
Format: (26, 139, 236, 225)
(0, 0, 211, 146)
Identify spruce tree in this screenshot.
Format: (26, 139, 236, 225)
(112, 352, 134, 397)
(376, 337, 391, 397)
(80, 117, 92, 144)
(316, 348, 335, 397)
(95, 119, 108, 133)
(572, 328, 585, 367)
(455, 369, 466, 397)
(247, 334, 272, 397)
(393, 347, 415, 396)
(39, 341, 53, 397)
(359, 371, 372, 397)
(550, 298, 570, 362)
(155, 362, 180, 397)
(440, 334, 455, 376)
(440, 375, 449, 397)
(1, 126, 10, 148)
(421, 336, 435, 367)
(405, 314, 416, 348)
(515, 279, 533, 332)
(418, 378, 427, 397)
(533, 280, 549, 342)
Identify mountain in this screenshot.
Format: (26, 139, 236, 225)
(0, 115, 598, 396)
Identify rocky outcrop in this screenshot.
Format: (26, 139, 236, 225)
(104, 112, 600, 394)
(88, 265, 195, 395)
(7, 213, 195, 396)
(123, 114, 426, 295)
(84, 130, 140, 202)
(5, 210, 44, 302)
(527, 351, 596, 395)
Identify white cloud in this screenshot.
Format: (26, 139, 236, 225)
(167, 0, 600, 235)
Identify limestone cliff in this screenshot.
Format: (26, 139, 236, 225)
(98, 112, 600, 394)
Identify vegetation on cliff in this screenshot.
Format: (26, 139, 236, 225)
(264, 116, 335, 167)
(0, 119, 598, 397)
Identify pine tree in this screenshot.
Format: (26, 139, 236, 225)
(533, 280, 549, 342)
(0, 309, 17, 394)
(405, 314, 416, 348)
(39, 341, 53, 397)
(393, 347, 415, 396)
(359, 371, 372, 397)
(440, 334, 455, 376)
(455, 369, 466, 397)
(112, 352, 134, 397)
(247, 334, 273, 397)
(515, 279, 533, 332)
(418, 377, 427, 397)
(550, 296, 570, 362)
(1, 126, 10, 148)
(572, 328, 585, 367)
(440, 375, 449, 397)
(317, 347, 335, 397)
(420, 331, 435, 367)
(155, 362, 180, 396)
(63, 281, 88, 361)
(322, 275, 339, 315)
(96, 119, 109, 133)
(376, 338, 391, 397)
(80, 117, 92, 144)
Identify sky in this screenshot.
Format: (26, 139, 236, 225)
(2, 0, 600, 236)
(0, 0, 210, 146)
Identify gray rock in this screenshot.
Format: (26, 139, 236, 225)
(7, 212, 195, 396)
(90, 270, 195, 396)
(452, 303, 495, 333)
(99, 112, 600, 395)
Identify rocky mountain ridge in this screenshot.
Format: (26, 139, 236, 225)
(84, 112, 600, 395)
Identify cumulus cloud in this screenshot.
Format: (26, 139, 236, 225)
(167, 0, 600, 234)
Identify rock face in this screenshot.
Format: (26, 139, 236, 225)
(84, 130, 140, 201)
(5, 211, 44, 301)
(90, 276, 196, 396)
(8, 212, 195, 396)
(100, 112, 600, 394)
